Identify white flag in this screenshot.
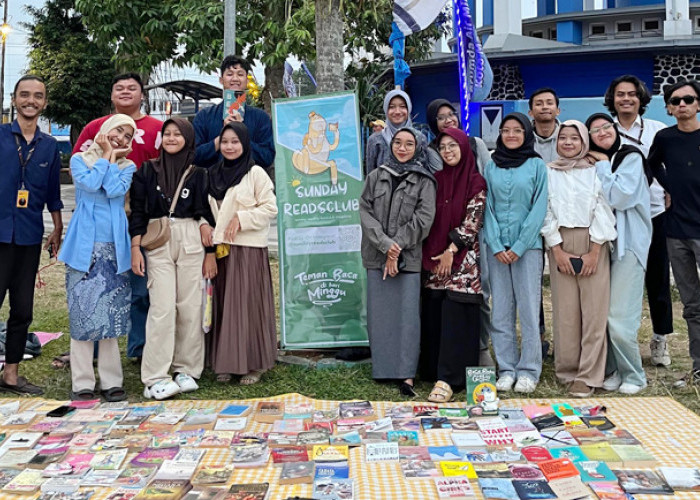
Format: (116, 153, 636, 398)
(393, 0, 450, 36)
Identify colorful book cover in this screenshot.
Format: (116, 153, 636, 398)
(80, 468, 121, 486)
(130, 447, 180, 468)
(27, 446, 70, 467)
(363, 417, 393, 433)
(413, 405, 439, 417)
(0, 469, 21, 488)
(399, 446, 431, 461)
(364, 442, 399, 462)
(521, 405, 553, 420)
(537, 458, 579, 481)
(529, 413, 564, 432)
(574, 460, 617, 482)
(434, 477, 476, 498)
(440, 461, 477, 478)
(465, 366, 497, 405)
(508, 463, 545, 481)
(62, 451, 95, 476)
(547, 476, 591, 500)
(271, 446, 309, 465)
(191, 464, 233, 486)
(460, 449, 492, 463)
(581, 415, 616, 430)
(222, 483, 269, 500)
(612, 468, 674, 495)
(2, 468, 46, 493)
(511, 479, 556, 499)
(29, 418, 64, 433)
(391, 418, 421, 432)
(283, 402, 314, 420)
(338, 401, 373, 420)
(548, 446, 587, 463)
(218, 404, 251, 417)
(311, 445, 349, 463)
(472, 462, 512, 478)
(312, 408, 339, 422)
(400, 459, 441, 479)
(601, 429, 641, 446)
(580, 442, 622, 465)
(133, 479, 193, 500)
(105, 488, 139, 500)
(222, 90, 246, 120)
(588, 481, 629, 500)
(69, 434, 102, 449)
(314, 462, 350, 479)
(312, 478, 353, 500)
(658, 466, 700, 491)
(279, 461, 315, 484)
(254, 402, 284, 423)
(305, 421, 334, 434)
(114, 467, 155, 488)
(439, 408, 470, 418)
(520, 446, 552, 463)
(610, 444, 657, 467)
(422, 417, 452, 431)
(296, 430, 330, 447)
(272, 419, 305, 434)
(499, 409, 536, 433)
(387, 430, 419, 446)
(477, 478, 518, 499)
(90, 448, 128, 470)
(568, 427, 606, 444)
(450, 419, 480, 432)
(551, 403, 580, 418)
(385, 405, 414, 419)
(200, 431, 234, 448)
(230, 443, 270, 468)
(330, 431, 362, 447)
(268, 432, 298, 447)
(173, 449, 206, 464)
(428, 446, 462, 462)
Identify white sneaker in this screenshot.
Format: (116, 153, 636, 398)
(496, 375, 515, 392)
(143, 379, 181, 400)
(618, 382, 647, 395)
(514, 377, 537, 394)
(650, 336, 671, 366)
(602, 372, 622, 391)
(174, 373, 199, 393)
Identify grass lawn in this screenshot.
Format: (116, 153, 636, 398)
(2, 253, 699, 414)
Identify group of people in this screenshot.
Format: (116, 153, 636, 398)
(361, 75, 700, 401)
(0, 55, 279, 401)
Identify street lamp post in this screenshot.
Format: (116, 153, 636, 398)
(0, 0, 10, 123)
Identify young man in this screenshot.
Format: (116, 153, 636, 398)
(193, 55, 275, 169)
(73, 73, 163, 361)
(604, 75, 673, 367)
(0, 76, 63, 394)
(528, 87, 561, 163)
(648, 80, 700, 385)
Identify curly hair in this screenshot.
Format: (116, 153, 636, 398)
(604, 75, 652, 116)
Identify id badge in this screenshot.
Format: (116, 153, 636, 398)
(16, 190, 29, 208)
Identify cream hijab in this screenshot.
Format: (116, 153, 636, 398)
(548, 119, 592, 170)
(79, 114, 137, 169)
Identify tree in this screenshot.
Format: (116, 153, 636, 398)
(315, 0, 343, 93)
(24, 0, 114, 132)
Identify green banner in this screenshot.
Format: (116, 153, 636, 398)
(273, 91, 368, 348)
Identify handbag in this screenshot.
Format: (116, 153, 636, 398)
(141, 165, 195, 251)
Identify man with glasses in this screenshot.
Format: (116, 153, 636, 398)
(604, 75, 674, 367)
(649, 80, 700, 386)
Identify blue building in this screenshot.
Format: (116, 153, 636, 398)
(405, 0, 700, 142)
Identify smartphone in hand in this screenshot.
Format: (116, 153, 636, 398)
(569, 257, 583, 275)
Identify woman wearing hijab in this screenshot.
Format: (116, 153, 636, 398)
(483, 112, 548, 394)
(541, 120, 617, 397)
(586, 113, 652, 395)
(207, 122, 278, 385)
(420, 128, 487, 403)
(360, 127, 437, 397)
(129, 118, 216, 400)
(59, 114, 136, 402)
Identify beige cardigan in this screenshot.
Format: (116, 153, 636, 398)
(210, 165, 278, 247)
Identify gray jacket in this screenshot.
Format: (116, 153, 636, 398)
(533, 120, 560, 164)
(360, 165, 437, 272)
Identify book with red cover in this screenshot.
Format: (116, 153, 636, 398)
(271, 447, 309, 465)
(521, 446, 552, 463)
(537, 458, 579, 481)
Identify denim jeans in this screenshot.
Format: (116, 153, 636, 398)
(486, 246, 543, 382)
(127, 247, 149, 359)
(667, 238, 700, 372)
(606, 252, 646, 387)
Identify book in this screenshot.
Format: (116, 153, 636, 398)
(610, 444, 657, 468)
(153, 460, 199, 481)
(477, 478, 518, 499)
(182, 409, 217, 427)
(440, 461, 477, 478)
(134, 479, 193, 500)
(548, 445, 587, 463)
(363, 416, 393, 433)
(312, 477, 353, 500)
(268, 433, 298, 448)
(335, 419, 365, 434)
(451, 432, 485, 448)
(385, 405, 414, 419)
(400, 459, 441, 479)
(476, 419, 514, 447)
(283, 403, 314, 420)
(429, 446, 462, 462)
(29, 418, 65, 433)
(152, 434, 183, 449)
(41, 476, 82, 493)
(232, 432, 269, 445)
(465, 366, 497, 405)
(413, 405, 439, 417)
(511, 479, 556, 499)
(439, 408, 470, 418)
(580, 442, 622, 466)
(529, 413, 564, 432)
(200, 431, 234, 448)
(150, 411, 187, 425)
(69, 434, 102, 448)
(547, 476, 591, 500)
(422, 417, 452, 431)
(314, 462, 349, 479)
(90, 448, 128, 470)
(304, 421, 333, 436)
(130, 447, 180, 468)
(0, 469, 21, 488)
(3, 411, 37, 426)
(511, 430, 544, 448)
(551, 403, 580, 418)
(612, 468, 674, 495)
(3, 431, 43, 449)
(230, 443, 270, 468)
(568, 427, 606, 444)
(219, 404, 251, 417)
(539, 430, 578, 447)
(364, 442, 399, 462)
(587, 481, 629, 500)
(296, 430, 330, 447)
(181, 488, 225, 500)
(271, 447, 309, 465)
(3, 468, 46, 493)
(114, 467, 156, 489)
(221, 483, 269, 500)
(472, 462, 511, 478)
(122, 434, 152, 452)
(363, 432, 388, 444)
(507, 463, 544, 480)
(574, 460, 617, 482)
(460, 449, 492, 463)
(537, 458, 579, 481)
(173, 448, 206, 464)
(254, 402, 284, 424)
(279, 461, 315, 485)
(488, 449, 523, 464)
(329, 431, 362, 447)
(601, 429, 641, 446)
(222, 89, 246, 120)
(387, 430, 419, 446)
(80, 469, 121, 486)
(272, 419, 305, 434)
(450, 419, 479, 432)
(433, 477, 476, 499)
(312, 408, 339, 423)
(399, 446, 430, 461)
(191, 464, 233, 486)
(581, 415, 615, 430)
(521, 405, 553, 420)
(658, 466, 700, 491)
(27, 446, 70, 467)
(37, 491, 96, 500)
(310, 445, 349, 463)
(105, 489, 140, 500)
(338, 401, 373, 420)
(499, 409, 536, 433)
(41, 463, 74, 478)
(60, 451, 95, 476)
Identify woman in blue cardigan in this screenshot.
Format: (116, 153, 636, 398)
(59, 114, 136, 402)
(483, 112, 548, 394)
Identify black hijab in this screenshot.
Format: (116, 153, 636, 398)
(491, 112, 541, 169)
(426, 99, 459, 138)
(209, 122, 255, 200)
(151, 118, 196, 200)
(585, 113, 653, 185)
(384, 127, 431, 178)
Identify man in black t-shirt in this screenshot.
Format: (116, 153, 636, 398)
(648, 79, 700, 386)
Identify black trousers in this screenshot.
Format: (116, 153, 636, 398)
(0, 243, 41, 364)
(646, 214, 674, 335)
(419, 289, 481, 388)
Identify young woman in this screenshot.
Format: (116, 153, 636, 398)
(59, 114, 136, 402)
(542, 120, 617, 397)
(420, 128, 487, 403)
(586, 113, 652, 395)
(360, 127, 437, 397)
(207, 122, 278, 385)
(129, 118, 216, 400)
(483, 112, 548, 394)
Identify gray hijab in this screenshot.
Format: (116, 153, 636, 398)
(381, 89, 413, 147)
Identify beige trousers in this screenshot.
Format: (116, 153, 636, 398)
(71, 337, 123, 392)
(141, 218, 205, 387)
(549, 227, 610, 388)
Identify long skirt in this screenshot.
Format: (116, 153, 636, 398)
(207, 245, 277, 375)
(66, 242, 131, 342)
(366, 269, 421, 380)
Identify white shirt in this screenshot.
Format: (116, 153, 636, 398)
(541, 166, 617, 249)
(615, 115, 666, 217)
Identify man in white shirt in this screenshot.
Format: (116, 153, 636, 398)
(604, 74, 673, 366)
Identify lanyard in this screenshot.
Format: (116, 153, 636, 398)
(616, 118, 644, 146)
(14, 134, 36, 189)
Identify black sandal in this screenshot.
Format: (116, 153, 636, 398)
(101, 387, 127, 402)
(70, 389, 96, 401)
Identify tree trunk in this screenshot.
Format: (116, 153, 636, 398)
(263, 63, 285, 113)
(315, 0, 344, 93)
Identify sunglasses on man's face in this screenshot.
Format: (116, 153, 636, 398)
(668, 95, 698, 106)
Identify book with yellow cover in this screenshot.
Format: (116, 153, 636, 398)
(439, 461, 477, 479)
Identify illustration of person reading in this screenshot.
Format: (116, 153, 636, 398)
(292, 111, 340, 185)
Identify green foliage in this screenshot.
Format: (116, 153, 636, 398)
(23, 0, 114, 129)
(345, 61, 391, 128)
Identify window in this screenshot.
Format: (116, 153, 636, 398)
(616, 21, 632, 33)
(530, 30, 544, 38)
(643, 19, 659, 31)
(549, 27, 557, 40)
(695, 15, 700, 32)
(590, 24, 606, 36)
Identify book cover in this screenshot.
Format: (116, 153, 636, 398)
(384, 405, 414, 419)
(477, 420, 514, 447)
(222, 483, 270, 500)
(428, 446, 462, 462)
(364, 442, 399, 462)
(296, 430, 330, 447)
(122, 434, 152, 452)
(279, 461, 314, 485)
(612, 468, 674, 495)
(311, 445, 349, 463)
(41, 476, 83, 493)
(521, 405, 553, 420)
(529, 413, 564, 432)
(219, 404, 250, 417)
(27, 446, 70, 468)
(477, 478, 518, 499)
(387, 430, 419, 446)
(181, 488, 225, 500)
(3, 468, 46, 493)
(450, 420, 479, 432)
(547, 476, 590, 500)
(271, 446, 309, 465)
(465, 366, 497, 405)
(200, 431, 234, 448)
(601, 429, 641, 446)
(191, 464, 233, 486)
(512, 430, 544, 448)
(90, 448, 128, 470)
(312, 408, 339, 423)
(587, 481, 629, 500)
(440, 461, 477, 478)
(0, 469, 21, 488)
(434, 477, 476, 499)
(134, 479, 193, 500)
(152, 434, 183, 449)
(153, 460, 199, 481)
(422, 417, 452, 431)
(537, 458, 580, 481)
(439, 408, 470, 418)
(499, 409, 536, 433)
(41, 463, 74, 478)
(283, 403, 314, 420)
(580, 442, 622, 466)
(548, 446, 587, 463)
(472, 462, 512, 478)
(213, 418, 247, 432)
(460, 449, 492, 463)
(105, 489, 140, 500)
(231, 432, 269, 446)
(68, 434, 102, 449)
(413, 405, 440, 418)
(559, 415, 585, 428)
(3, 431, 43, 449)
(399, 446, 431, 461)
(658, 466, 700, 491)
(222, 90, 246, 120)
(312, 478, 353, 500)
(539, 430, 578, 447)
(230, 443, 270, 468)
(305, 421, 334, 435)
(254, 402, 284, 424)
(130, 447, 180, 468)
(338, 401, 373, 420)
(488, 449, 523, 464)
(329, 431, 362, 447)
(507, 464, 544, 480)
(80, 469, 121, 486)
(173, 449, 206, 464)
(520, 445, 552, 463)
(451, 432, 485, 448)
(551, 403, 580, 418)
(268, 432, 298, 448)
(610, 444, 657, 468)
(363, 416, 393, 433)
(581, 415, 615, 430)
(511, 479, 556, 499)
(400, 459, 441, 479)
(568, 427, 606, 444)
(29, 418, 65, 433)
(314, 462, 350, 479)
(335, 419, 365, 434)
(272, 419, 305, 434)
(114, 467, 155, 488)
(182, 409, 217, 427)
(3, 411, 37, 426)
(150, 411, 187, 426)
(61, 451, 95, 476)
(574, 460, 616, 482)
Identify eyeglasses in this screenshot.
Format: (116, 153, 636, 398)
(589, 123, 615, 135)
(436, 112, 457, 123)
(438, 143, 459, 153)
(392, 140, 416, 150)
(500, 128, 524, 136)
(668, 95, 698, 106)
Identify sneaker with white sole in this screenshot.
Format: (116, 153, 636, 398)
(143, 379, 181, 400)
(514, 377, 537, 394)
(618, 381, 646, 395)
(650, 336, 671, 366)
(495, 375, 515, 392)
(602, 372, 621, 391)
(174, 373, 199, 393)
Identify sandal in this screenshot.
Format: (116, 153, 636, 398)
(428, 381, 454, 403)
(101, 387, 127, 402)
(70, 389, 96, 401)
(240, 370, 265, 386)
(52, 353, 70, 369)
(216, 373, 232, 383)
